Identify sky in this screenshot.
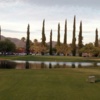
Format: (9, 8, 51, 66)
(0, 0, 100, 44)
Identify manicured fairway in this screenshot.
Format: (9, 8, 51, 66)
(0, 55, 100, 62)
(0, 68, 100, 100)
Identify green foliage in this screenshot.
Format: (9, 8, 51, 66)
(42, 19, 46, 46)
(0, 39, 16, 54)
(57, 23, 60, 46)
(49, 30, 52, 55)
(80, 43, 94, 54)
(0, 26, 1, 41)
(26, 24, 30, 55)
(78, 21, 83, 56)
(80, 43, 100, 57)
(93, 47, 100, 56)
(56, 23, 61, 55)
(40, 19, 47, 55)
(95, 28, 99, 47)
(72, 16, 76, 56)
(64, 20, 67, 45)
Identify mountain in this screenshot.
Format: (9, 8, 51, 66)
(1, 35, 57, 48)
(1, 35, 25, 48)
(47, 41, 57, 48)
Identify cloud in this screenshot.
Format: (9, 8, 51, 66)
(0, 0, 99, 44)
(0, 0, 100, 8)
(0, 0, 23, 3)
(28, 0, 100, 8)
(2, 29, 25, 33)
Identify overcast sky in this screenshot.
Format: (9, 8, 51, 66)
(0, 0, 100, 44)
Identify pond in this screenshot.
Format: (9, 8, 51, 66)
(0, 60, 100, 69)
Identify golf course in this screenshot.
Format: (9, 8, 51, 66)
(0, 56, 100, 100)
(0, 55, 100, 62)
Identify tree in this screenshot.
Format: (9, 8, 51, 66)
(99, 39, 100, 47)
(41, 19, 47, 55)
(94, 29, 99, 56)
(57, 23, 60, 46)
(93, 47, 100, 57)
(72, 16, 76, 56)
(95, 28, 99, 47)
(34, 39, 38, 43)
(56, 23, 61, 55)
(30, 39, 47, 55)
(0, 26, 1, 41)
(78, 21, 83, 56)
(80, 43, 100, 57)
(61, 44, 71, 56)
(0, 39, 16, 55)
(61, 20, 71, 56)
(64, 20, 67, 45)
(41, 19, 46, 46)
(56, 44, 62, 55)
(56, 44, 71, 56)
(21, 37, 26, 42)
(30, 39, 40, 54)
(49, 30, 52, 55)
(30, 39, 39, 54)
(16, 47, 25, 53)
(26, 24, 30, 55)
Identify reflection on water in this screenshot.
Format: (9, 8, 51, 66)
(0, 60, 100, 69)
(0, 61, 17, 69)
(25, 61, 30, 69)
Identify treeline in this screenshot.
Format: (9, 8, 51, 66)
(0, 16, 100, 57)
(28, 16, 100, 57)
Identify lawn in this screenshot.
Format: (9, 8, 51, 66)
(0, 55, 100, 62)
(0, 68, 100, 100)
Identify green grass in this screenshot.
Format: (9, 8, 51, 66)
(0, 68, 100, 100)
(0, 55, 100, 62)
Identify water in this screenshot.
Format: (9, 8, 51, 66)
(0, 60, 100, 69)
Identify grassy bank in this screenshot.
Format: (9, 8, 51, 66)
(0, 68, 100, 100)
(0, 55, 100, 62)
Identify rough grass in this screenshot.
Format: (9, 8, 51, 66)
(0, 68, 100, 100)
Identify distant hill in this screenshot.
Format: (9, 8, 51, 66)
(1, 35, 57, 48)
(1, 35, 25, 48)
(47, 41, 57, 48)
